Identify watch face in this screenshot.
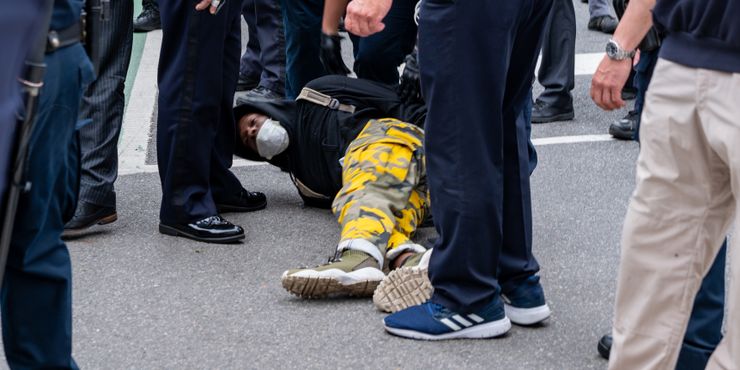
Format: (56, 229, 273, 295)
(606, 41, 619, 58)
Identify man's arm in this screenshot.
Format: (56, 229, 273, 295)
(345, 0, 392, 36)
(195, 0, 225, 14)
(591, 0, 657, 111)
(320, 0, 353, 75)
(323, 0, 350, 34)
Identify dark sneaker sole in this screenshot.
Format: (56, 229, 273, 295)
(281, 274, 379, 299)
(158, 224, 244, 244)
(608, 124, 635, 141)
(133, 26, 161, 33)
(215, 200, 267, 214)
(531, 111, 575, 124)
(62, 213, 118, 238)
(373, 267, 433, 313)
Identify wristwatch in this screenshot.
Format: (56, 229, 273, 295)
(605, 39, 636, 61)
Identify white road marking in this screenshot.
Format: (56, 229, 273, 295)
(536, 52, 604, 76)
(119, 30, 161, 175)
(118, 159, 265, 176)
(532, 134, 614, 146)
(119, 37, 613, 177)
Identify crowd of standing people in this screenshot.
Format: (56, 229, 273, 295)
(0, 0, 738, 368)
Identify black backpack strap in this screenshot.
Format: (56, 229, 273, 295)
(296, 87, 356, 114)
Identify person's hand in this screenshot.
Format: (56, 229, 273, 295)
(195, 0, 223, 14)
(590, 55, 633, 111)
(345, 0, 393, 36)
(319, 33, 352, 75)
(399, 50, 421, 103)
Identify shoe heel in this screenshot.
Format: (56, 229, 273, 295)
(504, 303, 551, 326)
(98, 213, 118, 225)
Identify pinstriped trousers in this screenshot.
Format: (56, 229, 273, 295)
(77, 0, 134, 208)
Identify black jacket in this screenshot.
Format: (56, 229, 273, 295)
(233, 75, 426, 208)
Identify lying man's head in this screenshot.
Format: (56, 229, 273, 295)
(236, 111, 290, 160)
(237, 112, 268, 154)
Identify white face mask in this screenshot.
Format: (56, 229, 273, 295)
(256, 118, 289, 159)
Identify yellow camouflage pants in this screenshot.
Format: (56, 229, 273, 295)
(332, 118, 428, 266)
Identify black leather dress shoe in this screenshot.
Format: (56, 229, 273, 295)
(62, 202, 117, 238)
(216, 189, 267, 213)
(531, 100, 574, 124)
(159, 216, 244, 243)
(598, 334, 612, 359)
(133, 6, 161, 33)
(608, 110, 638, 140)
(588, 15, 619, 34)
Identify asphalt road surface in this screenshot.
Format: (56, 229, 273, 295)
(1, 2, 671, 369)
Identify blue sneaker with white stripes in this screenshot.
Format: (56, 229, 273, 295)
(383, 297, 511, 340)
(502, 275, 551, 325)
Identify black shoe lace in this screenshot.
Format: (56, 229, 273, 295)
(251, 86, 268, 95)
(200, 216, 229, 226)
(533, 100, 547, 110)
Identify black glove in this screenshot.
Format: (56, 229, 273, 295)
(319, 32, 351, 76)
(399, 49, 421, 104)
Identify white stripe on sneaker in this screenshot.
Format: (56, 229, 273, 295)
(452, 315, 473, 327)
(467, 314, 485, 323)
(440, 318, 462, 331)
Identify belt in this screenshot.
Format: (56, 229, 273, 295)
(296, 87, 356, 114)
(46, 19, 84, 54)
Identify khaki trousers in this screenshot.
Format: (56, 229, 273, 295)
(609, 59, 740, 370)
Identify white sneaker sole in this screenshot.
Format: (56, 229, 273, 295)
(384, 317, 511, 340)
(504, 303, 551, 325)
(281, 267, 384, 299)
(373, 250, 433, 312)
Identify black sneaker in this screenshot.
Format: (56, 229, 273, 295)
(531, 100, 574, 124)
(588, 15, 618, 34)
(236, 75, 259, 92)
(215, 188, 267, 213)
(159, 216, 244, 244)
(62, 201, 117, 238)
(598, 334, 612, 359)
(133, 4, 161, 33)
(621, 86, 637, 101)
(608, 110, 638, 140)
(241, 86, 281, 101)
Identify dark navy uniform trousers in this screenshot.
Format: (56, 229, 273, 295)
(240, 0, 286, 95)
(419, 0, 552, 312)
(280, 0, 417, 99)
(1, 6, 91, 367)
(157, 0, 245, 225)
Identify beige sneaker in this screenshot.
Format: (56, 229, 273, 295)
(373, 248, 433, 312)
(281, 250, 384, 299)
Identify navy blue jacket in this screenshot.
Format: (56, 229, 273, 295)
(653, 0, 740, 73)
